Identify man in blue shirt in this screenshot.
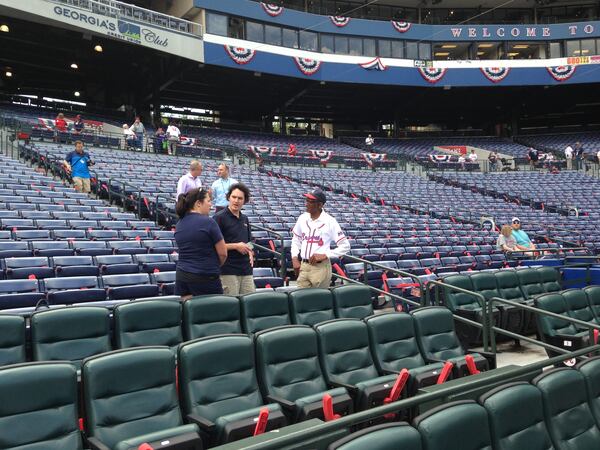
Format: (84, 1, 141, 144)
(511, 217, 536, 254)
(211, 163, 237, 212)
(62, 140, 94, 193)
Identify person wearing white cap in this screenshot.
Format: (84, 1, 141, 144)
(511, 217, 536, 253)
(291, 188, 350, 289)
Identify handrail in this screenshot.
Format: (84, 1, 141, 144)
(48, 0, 203, 36)
(251, 223, 286, 279)
(224, 344, 600, 450)
(505, 246, 589, 259)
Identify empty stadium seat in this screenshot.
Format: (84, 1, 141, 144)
(562, 288, 599, 331)
(182, 295, 242, 340)
(96, 254, 139, 275)
(45, 276, 106, 304)
(135, 253, 176, 273)
(4, 256, 54, 279)
(533, 368, 600, 448)
(0, 314, 26, 366)
(178, 335, 287, 445)
(327, 422, 422, 450)
(0, 362, 83, 449)
(0, 278, 45, 310)
(240, 291, 291, 334)
(113, 299, 182, 350)
(585, 286, 600, 320)
(517, 268, 545, 298)
(82, 347, 201, 450)
(30, 306, 112, 369)
(288, 288, 335, 326)
(254, 325, 353, 421)
(331, 284, 374, 319)
(537, 267, 562, 293)
(102, 273, 159, 300)
(52, 255, 99, 277)
(576, 356, 600, 428)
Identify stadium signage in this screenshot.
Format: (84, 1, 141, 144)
(53, 5, 116, 32)
(448, 24, 595, 39)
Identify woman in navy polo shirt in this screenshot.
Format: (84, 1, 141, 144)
(175, 188, 227, 298)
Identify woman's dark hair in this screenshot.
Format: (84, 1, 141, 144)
(226, 183, 251, 204)
(176, 188, 209, 218)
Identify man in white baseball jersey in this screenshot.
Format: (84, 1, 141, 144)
(291, 188, 350, 289)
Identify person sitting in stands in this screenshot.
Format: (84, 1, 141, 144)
(496, 224, 518, 253)
(511, 217, 536, 254)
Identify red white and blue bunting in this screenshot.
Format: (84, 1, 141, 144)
(330, 16, 350, 27)
(224, 46, 256, 65)
(309, 149, 334, 163)
(391, 21, 411, 33)
(481, 67, 510, 83)
(359, 57, 387, 71)
(418, 67, 447, 84)
(179, 136, 196, 146)
(38, 118, 55, 129)
(547, 65, 576, 82)
(361, 152, 387, 167)
(248, 145, 276, 158)
(428, 155, 451, 162)
(260, 3, 283, 16)
(294, 57, 322, 76)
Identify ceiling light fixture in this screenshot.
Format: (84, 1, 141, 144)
(441, 44, 457, 49)
(94, 44, 103, 52)
(74, 91, 81, 97)
(5, 71, 12, 77)
(70, 63, 78, 69)
(0, 24, 9, 33)
(479, 44, 494, 48)
(435, 52, 450, 56)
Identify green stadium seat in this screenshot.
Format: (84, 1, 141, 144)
(327, 422, 422, 450)
(584, 286, 600, 321)
(113, 299, 183, 350)
(289, 288, 335, 326)
(495, 270, 530, 334)
(178, 335, 286, 445)
(0, 362, 83, 449)
(331, 285, 374, 319)
(414, 400, 493, 450)
(182, 295, 241, 340)
(479, 382, 554, 450)
(470, 272, 501, 301)
(314, 319, 398, 410)
(241, 292, 291, 334)
(0, 314, 25, 366)
(576, 356, 600, 428)
(82, 347, 201, 450)
(537, 267, 562, 293)
(562, 289, 599, 331)
(30, 306, 112, 370)
(254, 325, 353, 422)
(411, 307, 493, 378)
(517, 268, 545, 298)
(365, 312, 447, 395)
(533, 367, 600, 449)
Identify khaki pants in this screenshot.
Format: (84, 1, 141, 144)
(73, 177, 91, 193)
(221, 275, 256, 295)
(297, 259, 332, 289)
(566, 157, 572, 170)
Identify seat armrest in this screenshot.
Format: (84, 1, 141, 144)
(330, 381, 358, 394)
(87, 437, 111, 450)
(382, 369, 400, 375)
(424, 357, 445, 364)
(186, 413, 215, 432)
(266, 394, 296, 412)
(467, 350, 496, 369)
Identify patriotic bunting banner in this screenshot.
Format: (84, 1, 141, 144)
(38, 118, 55, 129)
(360, 57, 387, 71)
(260, 3, 283, 16)
(481, 67, 510, 83)
(429, 155, 451, 162)
(418, 67, 447, 84)
(361, 152, 387, 167)
(178, 136, 196, 146)
(248, 145, 276, 158)
(330, 16, 350, 27)
(294, 57, 322, 76)
(309, 149, 334, 163)
(38, 117, 103, 131)
(224, 45, 256, 65)
(547, 65, 576, 82)
(391, 21, 411, 33)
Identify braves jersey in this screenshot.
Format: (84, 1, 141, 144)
(291, 211, 350, 260)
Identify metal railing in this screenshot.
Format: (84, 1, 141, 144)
(505, 246, 589, 260)
(251, 223, 287, 279)
(48, 0, 203, 36)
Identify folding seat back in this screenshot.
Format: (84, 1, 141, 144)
(53, 255, 99, 277)
(470, 272, 501, 300)
(534, 293, 579, 338)
(114, 300, 182, 350)
(411, 306, 466, 361)
(178, 335, 286, 444)
(45, 276, 106, 305)
(4, 256, 54, 279)
(151, 270, 176, 295)
(495, 271, 526, 302)
(289, 288, 335, 326)
(533, 368, 600, 449)
(82, 347, 200, 450)
(102, 273, 159, 300)
(562, 288, 597, 328)
(0, 315, 26, 366)
(31, 306, 112, 369)
(537, 267, 562, 293)
(585, 286, 600, 320)
(331, 285, 374, 319)
(517, 268, 545, 298)
(240, 292, 291, 334)
(443, 275, 482, 312)
(576, 356, 600, 427)
(182, 295, 242, 340)
(254, 325, 352, 421)
(0, 278, 45, 309)
(414, 400, 493, 450)
(0, 362, 83, 449)
(479, 382, 554, 450)
(327, 423, 422, 450)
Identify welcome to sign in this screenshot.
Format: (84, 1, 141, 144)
(440, 22, 598, 41)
